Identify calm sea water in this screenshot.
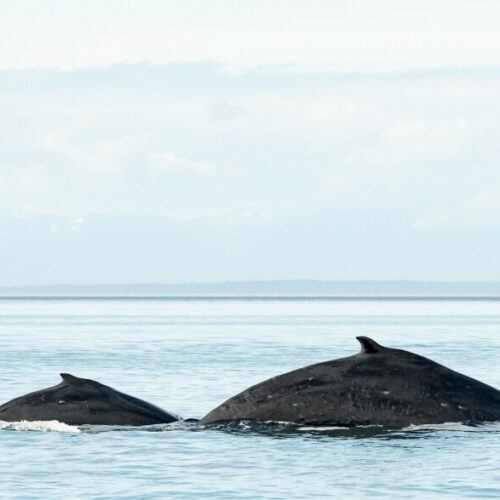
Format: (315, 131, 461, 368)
(0, 296, 499, 499)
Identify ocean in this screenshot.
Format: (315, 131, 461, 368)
(0, 296, 499, 498)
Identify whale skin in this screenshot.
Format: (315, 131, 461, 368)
(0, 373, 179, 426)
(201, 337, 500, 427)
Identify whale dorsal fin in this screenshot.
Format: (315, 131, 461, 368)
(59, 373, 107, 390)
(60, 373, 84, 384)
(356, 336, 384, 354)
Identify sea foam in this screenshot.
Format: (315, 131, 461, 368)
(0, 420, 80, 433)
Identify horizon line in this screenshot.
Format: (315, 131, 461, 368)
(3, 279, 500, 299)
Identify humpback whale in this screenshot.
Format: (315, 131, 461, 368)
(201, 337, 500, 427)
(0, 373, 178, 426)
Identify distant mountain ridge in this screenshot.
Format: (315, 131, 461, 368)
(2, 280, 500, 296)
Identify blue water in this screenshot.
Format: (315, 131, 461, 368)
(0, 297, 499, 498)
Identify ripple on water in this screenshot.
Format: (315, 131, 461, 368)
(0, 297, 499, 498)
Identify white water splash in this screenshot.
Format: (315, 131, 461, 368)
(0, 419, 194, 434)
(298, 426, 347, 431)
(297, 424, 383, 431)
(0, 420, 80, 433)
(403, 421, 500, 432)
(79, 420, 192, 433)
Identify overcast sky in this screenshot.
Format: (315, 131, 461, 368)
(1, 1, 500, 285)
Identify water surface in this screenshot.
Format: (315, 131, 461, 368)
(0, 297, 499, 498)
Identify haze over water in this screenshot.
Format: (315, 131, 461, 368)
(0, 296, 499, 498)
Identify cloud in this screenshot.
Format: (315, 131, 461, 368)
(208, 101, 247, 122)
(415, 187, 500, 228)
(1, 1, 500, 71)
(149, 152, 214, 175)
(0, 62, 500, 227)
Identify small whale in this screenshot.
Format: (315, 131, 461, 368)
(0, 373, 179, 426)
(201, 337, 500, 427)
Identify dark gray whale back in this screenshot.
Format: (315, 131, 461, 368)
(201, 337, 500, 427)
(0, 374, 178, 426)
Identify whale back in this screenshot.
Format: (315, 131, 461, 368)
(201, 337, 500, 426)
(0, 374, 178, 426)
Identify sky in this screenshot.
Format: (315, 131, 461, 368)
(1, 1, 500, 285)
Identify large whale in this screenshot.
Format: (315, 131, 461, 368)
(201, 337, 500, 427)
(0, 373, 178, 426)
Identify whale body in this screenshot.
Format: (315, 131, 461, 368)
(0, 373, 178, 426)
(201, 337, 500, 427)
